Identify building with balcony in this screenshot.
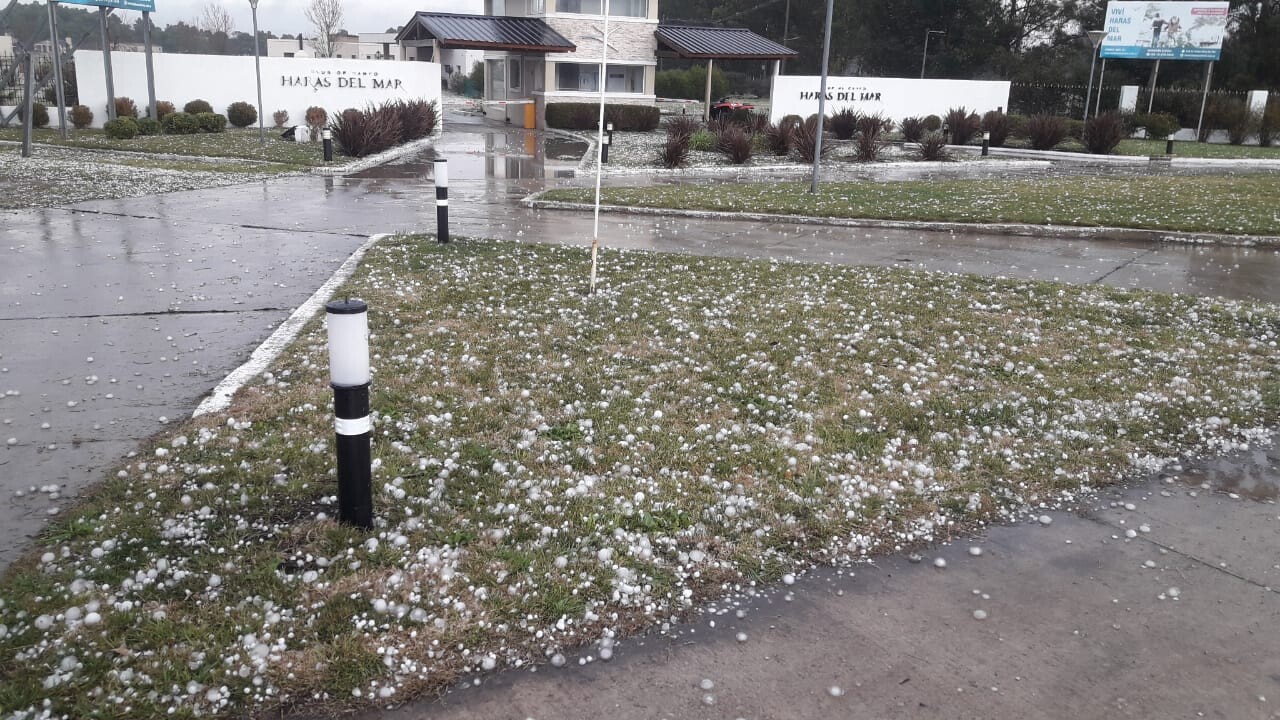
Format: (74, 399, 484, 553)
(396, 3, 796, 128)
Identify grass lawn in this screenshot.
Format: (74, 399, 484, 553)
(541, 174, 1280, 236)
(0, 127, 328, 168)
(1115, 138, 1280, 159)
(1, 237, 1277, 719)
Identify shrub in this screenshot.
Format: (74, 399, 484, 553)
(1066, 119, 1085, 141)
(19, 102, 50, 128)
(70, 104, 93, 129)
(184, 99, 213, 115)
(1261, 100, 1280, 147)
(656, 132, 691, 169)
(226, 101, 258, 128)
(654, 64, 728, 100)
(156, 101, 175, 120)
(917, 131, 950, 161)
(103, 116, 138, 140)
(792, 116, 829, 163)
(690, 129, 717, 152)
(109, 96, 137, 119)
(195, 112, 227, 133)
(923, 114, 943, 132)
(982, 110, 1010, 147)
(546, 103, 660, 132)
(1027, 114, 1068, 150)
(829, 108, 859, 140)
(1082, 112, 1127, 154)
(855, 127, 884, 162)
(899, 116, 926, 143)
(1007, 113, 1029, 139)
(392, 99, 439, 140)
(716, 125, 754, 164)
(305, 106, 329, 140)
(1133, 112, 1180, 140)
(162, 111, 201, 135)
(273, 109, 290, 128)
(1219, 100, 1254, 145)
(331, 104, 404, 158)
(136, 117, 162, 136)
(665, 115, 700, 139)
(945, 107, 981, 145)
(856, 114, 889, 137)
(764, 120, 794, 156)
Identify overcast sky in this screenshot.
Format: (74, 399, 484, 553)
(52, 0, 483, 36)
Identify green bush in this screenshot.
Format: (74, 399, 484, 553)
(184, 99, 213, 115)
(19, 102, 50, 128)
(655, 65, 728, 101)
(689, 129, 717, 152)
(70, 104, 94, 129)
(1131, 112, 1180, 140)
(1007, 113, 1030, 139)
(113, 96, 139, 119)
(162, 111, 201, 135)
(923, 114, 943, 132)
(136, 117, 162, 136)
(226, 101, 258, 128)
(1261, 100, 1280, 147)
(545, 103, 660, 132)
(103, 116, 139, 140)
(195, 112, 228, 133)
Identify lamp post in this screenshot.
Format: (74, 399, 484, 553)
(1083, 29, 1107, 122)
(920, 30, 945, 79)
(249, 0, 265, 143)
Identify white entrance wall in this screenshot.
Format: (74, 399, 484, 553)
(770, 76, 1011, 124)
(76, 53, 441, 129)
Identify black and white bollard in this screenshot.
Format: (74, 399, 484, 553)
(322, 128, 333, 163)
(1166, 139, 1175, 155)
(601, 132, 610, 164)
(606, 121, 614, 145)
(434, 158, 449, 244)
(326, 299, 373, 530)
(981, 131, 990, 157)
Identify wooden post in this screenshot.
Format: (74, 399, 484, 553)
(99, 7, 116, 121)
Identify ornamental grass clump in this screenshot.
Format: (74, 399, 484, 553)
(945, 106, 981, 145)
(393, 99, 440, 140)
(1027, 114, 1068, 150)
(854, 113, 888, 162)
(765, 119, 795, 156)
(1082, 112, 1127, 155)
(917, 130, 950, 160)
(899, 116, 926, 143)
(656, 132, 692, 169)
(716, 124, 754, 164)
(332, 104, 403, 157)
(829, 108, 860, 140)
(792, 116, 829, 162)
(982, 110, 1010, 147)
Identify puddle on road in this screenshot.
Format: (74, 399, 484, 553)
(1181, 444, 1279, 501)
(352, 127, 587, 182)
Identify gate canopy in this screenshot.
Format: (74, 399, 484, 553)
(655, 24, 797, 60)
(397, 12, 576, 53)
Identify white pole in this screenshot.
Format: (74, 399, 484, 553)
(1195, 61, 1214, 142)
(589, 0, 610, 295)
(251, 0, 265, 143)
(809, 0, 833, 194)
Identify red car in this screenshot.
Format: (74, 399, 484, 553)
(709, 97, 755, 119)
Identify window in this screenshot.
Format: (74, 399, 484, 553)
(508, 58, 521, 89)
(558, 0, 645, 16)
(555, 63, 644, 93)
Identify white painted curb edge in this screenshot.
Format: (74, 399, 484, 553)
(312, 136, 437, 176)
(193, 232, 390, 417)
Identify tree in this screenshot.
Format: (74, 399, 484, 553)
(197, 1, 234, 53)
(305, 0, 344, 58)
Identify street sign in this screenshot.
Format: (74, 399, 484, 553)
(57, 0, 157, 12)
(1100, 1, 1229, 61)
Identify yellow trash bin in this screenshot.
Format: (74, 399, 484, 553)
(523, 103, 536, 130)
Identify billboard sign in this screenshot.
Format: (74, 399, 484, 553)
(57, 0, 157, 12)
(1100, 1, 1229, 60)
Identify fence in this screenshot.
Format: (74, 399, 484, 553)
(0, 54, 78, 112)
(1009, 82, 1123, 117)
(1135, 87, 1248, 127)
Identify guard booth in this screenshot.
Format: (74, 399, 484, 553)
(654, 25, 798, 121)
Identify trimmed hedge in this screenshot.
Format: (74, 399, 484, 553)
(195, 112, 228, 133)
(19, 102, 50, 128)
(136, 117, 162, 136)
(227, 101, 258, 128)
(546, 103, 660, 132)
(184, 99, 214, 115)
(162, 111, 201, 135)
(104, 117, 139, 140)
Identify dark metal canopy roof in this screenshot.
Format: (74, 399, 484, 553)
(396, 12, 576, 53)
(655, 24, 798, 60)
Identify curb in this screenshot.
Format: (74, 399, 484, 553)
(311, 136, 437, 176)
(193, 232, 391, 417)
(522, 196, 1280, 248)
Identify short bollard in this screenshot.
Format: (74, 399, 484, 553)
(434, 158, 449, 244)
(601, 132, 610, 164)
(326, 299, 373, 530)
(981, 131, 990, 157)
(322, 129, 333, 163)
(1166, 139, 1175, 155)
(606, 121, 614, 146)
